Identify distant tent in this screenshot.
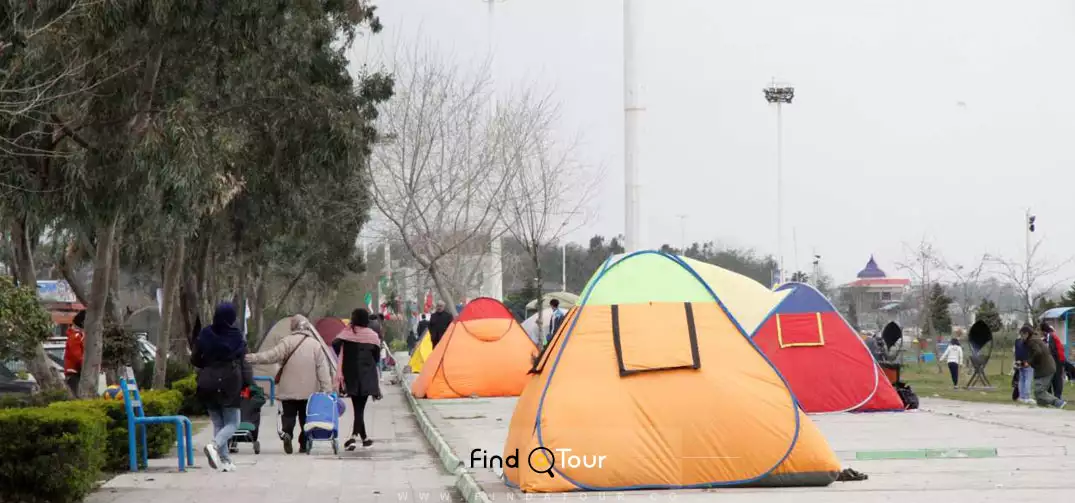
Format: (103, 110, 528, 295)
(411, 297, 538, 399)
(314, 317, 347, 346)
(251, 316, 339, 383)
(124, 306, 161, 345)
(407, 330, 434, 373)
(521, 307, 560, 346)
(504, 251, 840, 492)
(752, 282, 904, 413)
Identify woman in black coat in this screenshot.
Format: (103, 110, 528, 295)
(191, 303, 253, 472)
(332, 308, 382, 450)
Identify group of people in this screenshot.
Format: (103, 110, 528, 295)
(191, 303, 386, 472)
(1013, 322, 1068, 408)
(406, 301, 454, 352)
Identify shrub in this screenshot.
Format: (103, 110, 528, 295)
(49, 389, 184, 471)
(138, 357, 194, 389)
(388, 339, 407, 352)
(170, 374, 206, 416)
(0, 407, 107, 503)
(0, 389, 70, 409)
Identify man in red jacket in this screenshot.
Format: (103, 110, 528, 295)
(64, 311, 86, 394)
(1042, 323, 1067, 400)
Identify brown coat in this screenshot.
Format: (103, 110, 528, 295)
(247, 330, 333, 401)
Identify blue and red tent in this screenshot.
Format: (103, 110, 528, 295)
(752, 282, 904, 413)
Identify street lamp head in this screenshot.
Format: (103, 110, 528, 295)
(764, 85, 794, 104)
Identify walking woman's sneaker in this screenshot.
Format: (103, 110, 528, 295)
(221, 461, 237, 472)
(345, 435, 358, 451)
(362, 438, 374, 448)
(282, 433, 293, 454)
(204, 444, 221, 470)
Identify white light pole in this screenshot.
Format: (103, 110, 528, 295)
(1026, 209, 1035, 323)
(764, 79, 794, 284)
(561, 243, 567, 292)
(484, 0, 505, 300)
(623, 0, 643, 252)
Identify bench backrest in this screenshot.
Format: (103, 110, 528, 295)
(118, 377, 146, 421)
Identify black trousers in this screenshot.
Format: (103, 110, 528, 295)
(65, 373, 80, 395)
(948, 362, 959, 386)
(351, 395, 369, 439)
(280, 399, 308, 447)
(1052, 366, 1065, 401)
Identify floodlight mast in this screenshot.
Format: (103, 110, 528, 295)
(764, 80, 794, 285)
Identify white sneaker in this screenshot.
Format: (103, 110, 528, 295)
(221, 461, 237, 472)
(203, 444, 221, 470)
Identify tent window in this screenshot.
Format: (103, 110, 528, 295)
(776, 313, 825, 348)
(611, 302, 701, 376)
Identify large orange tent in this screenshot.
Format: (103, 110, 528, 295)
(503, 251, 841, 492)
(410, 297, 538, 399)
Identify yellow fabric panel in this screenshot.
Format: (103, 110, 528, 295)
(407, 332, 433, 373)
(505, 302, 837, 492)
(680, 256, 789, 334)
(410, 318, 537, 399)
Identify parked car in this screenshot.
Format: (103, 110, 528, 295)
(0, 364, 37, 395)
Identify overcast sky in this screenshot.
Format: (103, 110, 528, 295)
(351, 0, 1075, 286)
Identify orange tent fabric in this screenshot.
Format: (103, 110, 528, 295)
(503, 251, 841, 492)
(410, 297, 538, 399)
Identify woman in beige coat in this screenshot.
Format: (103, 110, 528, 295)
(246, 314, 333, 454)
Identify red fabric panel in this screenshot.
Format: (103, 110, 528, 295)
(855, 366, 905, 412)
(457, 297, 513, 322)
(315, 318, 346, 346)
(753, 312, 878, 413)
(776, 313, 823, 346)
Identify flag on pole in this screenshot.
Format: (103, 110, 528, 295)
(364, 292, 373, 312)
(423, 290, 433, 314)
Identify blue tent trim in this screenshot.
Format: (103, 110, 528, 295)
(773, 282, 836, 315)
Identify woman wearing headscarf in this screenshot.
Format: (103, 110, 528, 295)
(245, 314, 334, 454)
(191, 303, 253, 472)
(332, 308, 382, 450)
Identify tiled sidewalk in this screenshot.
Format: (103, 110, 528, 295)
(86, 380, 458, 503)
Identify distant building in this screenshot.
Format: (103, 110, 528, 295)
(840, 256, 911, 331)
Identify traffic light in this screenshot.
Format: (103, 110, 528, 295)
(1028, 215, 1036, 232)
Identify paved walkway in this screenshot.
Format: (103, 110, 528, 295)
(408, 371, 1075, 502)
(87, 377, 458, 503)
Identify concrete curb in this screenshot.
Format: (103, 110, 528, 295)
(394, 363, 493, 503)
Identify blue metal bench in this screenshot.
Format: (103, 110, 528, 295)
(253, 376, 276, 405)
(118, 378, 195, 472)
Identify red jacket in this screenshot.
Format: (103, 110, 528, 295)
(1048, 333, 1066, 363)
(64, 327, 85, 374)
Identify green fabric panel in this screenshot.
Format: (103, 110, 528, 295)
(579, 253, 716, 306)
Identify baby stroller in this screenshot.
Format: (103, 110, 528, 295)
(303, 391, 343, 455)
(228, 383, 267, 454)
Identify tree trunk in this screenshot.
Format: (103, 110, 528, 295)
(77, 216, 118, 398)
(153, 240, 184, 389)
(10, 216, 68, 394)
(534, 256, 545, 347)
(250, 267, 266, 345)
(427, 263, 459, 317)
(105, 234, 124, 325)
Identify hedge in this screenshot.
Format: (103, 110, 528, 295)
(49, 389, 183, 471)
(0, 389, 70, 410)
(0, 407, 107, 503)
(170, 374, 207, 416)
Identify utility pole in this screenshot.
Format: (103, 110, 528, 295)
(484, 0, 505, 301)
(763, 78, 794, 285)
(623, 0, 643, 252)
(812, 253, 821, 288)
(1026, 209, 1036, 323)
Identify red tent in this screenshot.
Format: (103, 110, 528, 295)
(752, 283, 904, 413)
(314, 317, 347, 346)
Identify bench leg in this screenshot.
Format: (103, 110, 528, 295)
(128, 421, 139, 472)
(176, 421, 186, 472)
(184, 418, 195, 466)
(139, 424, 148, 469)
